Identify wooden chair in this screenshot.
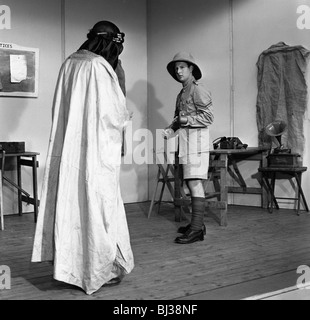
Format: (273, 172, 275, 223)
(0, 149, 6, 230)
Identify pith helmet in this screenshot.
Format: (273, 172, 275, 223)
(167, 52, 202, 82)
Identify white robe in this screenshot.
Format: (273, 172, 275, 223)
(31, 50, 134, 295)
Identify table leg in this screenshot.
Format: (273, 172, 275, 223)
(295, 172, 309, 214)
(0, 170, 4, 231)
(261, 150, 269, 208)
(269, 172, 277, 214)
(148, 168, 161, 219)
(32, 155, 38, 223)
(262, 175, 279, 212)
(17, 156, 22, 216)
(219, 154, 228, 226)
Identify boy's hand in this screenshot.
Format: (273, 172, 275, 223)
(162, 128, 174, 139)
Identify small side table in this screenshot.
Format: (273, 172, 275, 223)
(0, 151, 40, 229)
(258, 166, 309, 215)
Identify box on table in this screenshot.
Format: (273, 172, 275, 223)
(0, 142, 25, 153)
(267, 153, 301, 167)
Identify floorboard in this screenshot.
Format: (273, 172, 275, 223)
(1, 201, 310, 300)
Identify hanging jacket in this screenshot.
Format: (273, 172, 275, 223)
(256, 41, 310, 156)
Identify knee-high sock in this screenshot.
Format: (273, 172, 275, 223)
(190, 197, 205, 231)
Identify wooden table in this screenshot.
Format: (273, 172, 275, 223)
(0, 151, 40, 230)
(174, 147, 269, 226)
(258, 166, 309, 215)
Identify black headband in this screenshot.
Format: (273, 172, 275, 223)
(90, 30, 125, 44)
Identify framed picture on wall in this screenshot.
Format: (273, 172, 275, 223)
(0, 42, 39, 97)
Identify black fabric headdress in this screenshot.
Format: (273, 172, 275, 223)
(79, 20, 125, 70)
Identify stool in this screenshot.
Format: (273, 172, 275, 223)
(148, 152, 222, 220)
(148, 162, 175, 218)
(148, 150, 190, 219)
(258, 166, 309, 215)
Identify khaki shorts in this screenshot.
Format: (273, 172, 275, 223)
(180, 152, 209, 180)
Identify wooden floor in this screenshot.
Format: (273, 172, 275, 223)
(1, 201, 310, 300)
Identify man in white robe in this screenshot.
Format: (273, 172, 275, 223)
(31, 21, 134, 295)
